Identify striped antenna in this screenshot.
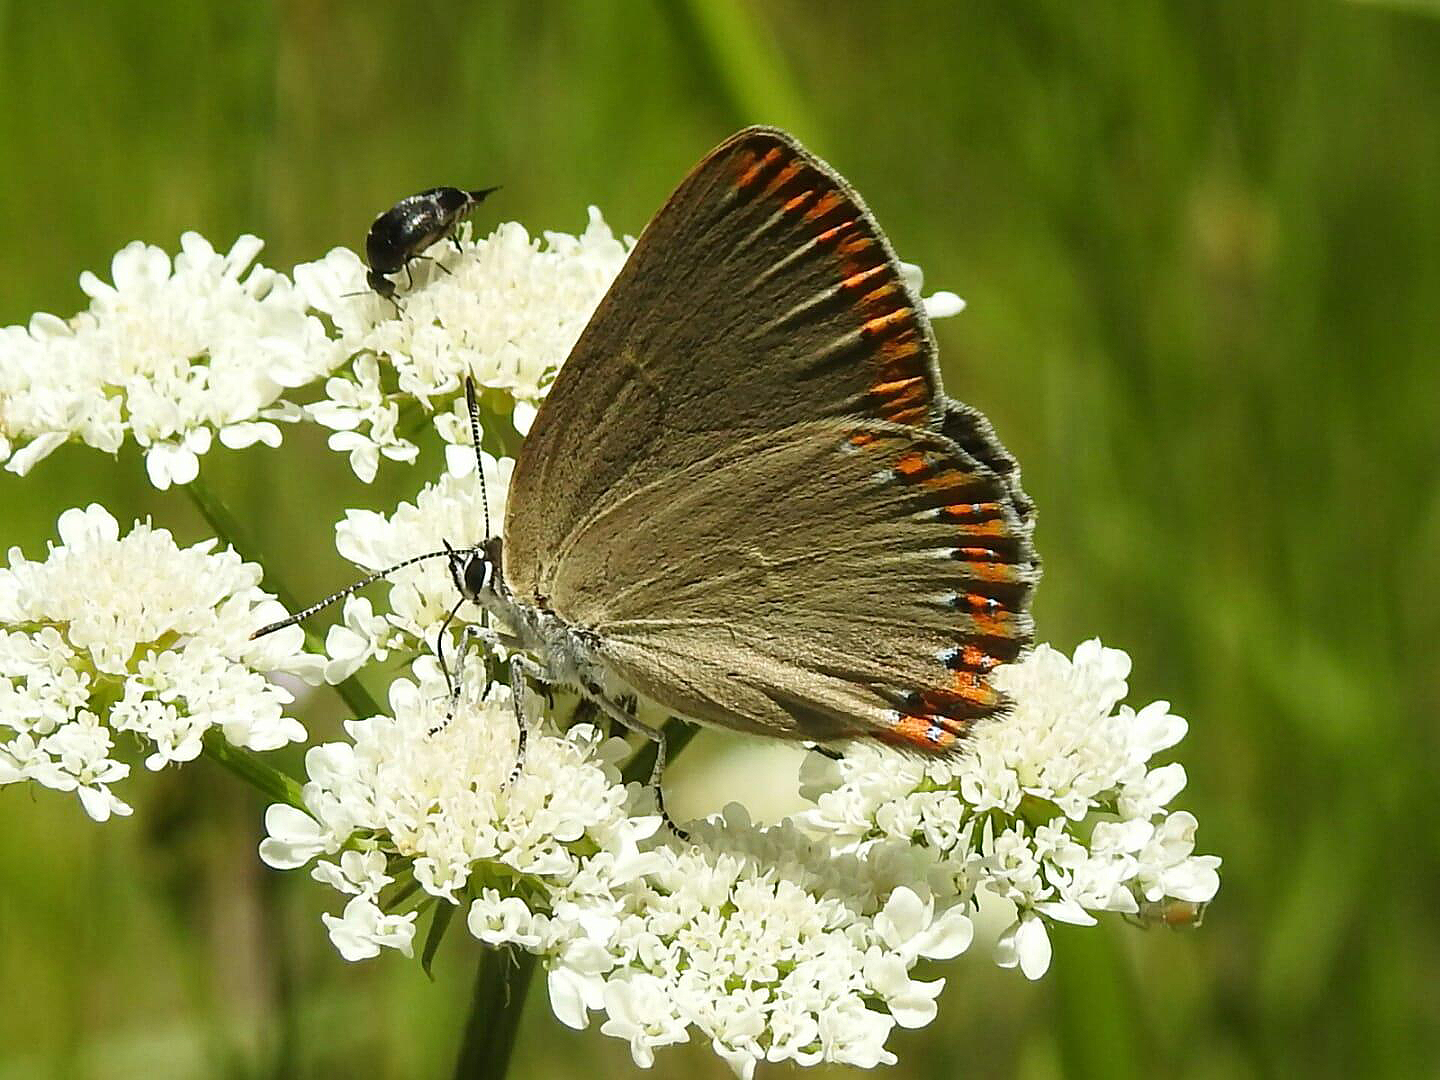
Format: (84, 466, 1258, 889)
(249, 548, 456, 640)
(464, 376, 492, 538)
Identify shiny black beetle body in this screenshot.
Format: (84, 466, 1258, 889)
(365, 186, 498, 300)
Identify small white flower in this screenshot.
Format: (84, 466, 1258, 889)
(323, 596, 395, 684)
(601, 974, 691, 1069)
(468, 891, 544, 949)
(995, 914, 1053, 980)
(259, 804, 331, 869)
(874, 886, 974, 961)
(322, 896, 417, 961)
(547, 947, 610, 1030)
(816, 999, 898, 1069)
(312, 849, 394, 897)
(863, 950, 946, 1028)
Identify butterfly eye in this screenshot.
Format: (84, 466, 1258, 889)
(462, 553, 493, 598)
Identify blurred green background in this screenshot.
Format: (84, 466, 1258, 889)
(3, 2, 1439, 1077)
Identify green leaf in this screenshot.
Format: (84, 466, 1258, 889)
(422, 899, 458, 980)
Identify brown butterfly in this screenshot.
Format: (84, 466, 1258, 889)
(261, 128, 1040, 832)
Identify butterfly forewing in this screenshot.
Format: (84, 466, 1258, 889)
(506, 126, 1039, 752)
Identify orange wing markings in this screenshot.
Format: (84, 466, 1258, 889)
(939, 501, 1005, 522)
(922, 669, 1002, 713)
(840, 264, 888, 291)
(861, 309, 913, 340)
(762, 159, 806, 200)
(732, 136, 943, 435)
(952, 643, 1001, 674)
(877, 711, 966, 752)
(814, 219, 862, 251)
(803, 190, 845, 224)
(733, 145, 786, 193)
(871, 374, 926, 398)
(779, 189, 818, 217)
(728, 135, 1035, 754)
(878, 334, 923, 365)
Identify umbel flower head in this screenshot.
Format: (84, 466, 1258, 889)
(295, 208, 634, 481)
(0, 504, 321, 820)
(0, 234, 340, 488)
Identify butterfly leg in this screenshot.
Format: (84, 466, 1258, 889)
(432, 620, 485, 735)
(431, 620, 518, 729)
(502, 654, 531, 786)
(435, 597, 467, 699)
(577, 682, 688, 842)
(432, 631, 529, 790)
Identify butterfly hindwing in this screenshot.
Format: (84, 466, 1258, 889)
(549, 419, 1036, 750)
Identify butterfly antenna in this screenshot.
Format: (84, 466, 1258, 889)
(464, 376, 492, 538)
(249, 548, 455, 639)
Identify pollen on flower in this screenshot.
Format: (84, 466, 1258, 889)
(0, 504, 322, 820)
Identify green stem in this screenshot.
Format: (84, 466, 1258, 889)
(202, 729, 306, 809)
(184, 477, 382, 720)
(451, 946, 537, 1080)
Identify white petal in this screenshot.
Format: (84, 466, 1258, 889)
(1015, 916, 1052, 980)
(923, 291, 966, 318)
(916, 905, 975, 960)
(547, 966, 594, 1030)
(219, 422, 283, 449)
(4, 432, 68, 476)
(259, 803, 328, 868)
(876, 886, 928, 948)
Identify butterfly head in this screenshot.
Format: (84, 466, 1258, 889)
(448, 535, 505, 605)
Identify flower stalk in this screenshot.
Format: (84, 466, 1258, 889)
(202, 728, 306, 809)
(452, 946, 538, 1080)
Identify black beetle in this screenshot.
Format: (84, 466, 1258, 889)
(364, 186, 498, 302)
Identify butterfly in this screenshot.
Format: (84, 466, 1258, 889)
(260, 127, 1040, 835)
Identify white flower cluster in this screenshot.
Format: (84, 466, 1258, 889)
(0, 221, 973, 491)
(0, 505, 321, 820)
(0, 234, 339, 488)
(294, 209, 633, 480)
(262, 631, 1218, 1077)
(319, 446, 511, 683)
(799, 640, 1221, 981)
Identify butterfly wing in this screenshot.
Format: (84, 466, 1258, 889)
(505, 127, 1038, 750)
